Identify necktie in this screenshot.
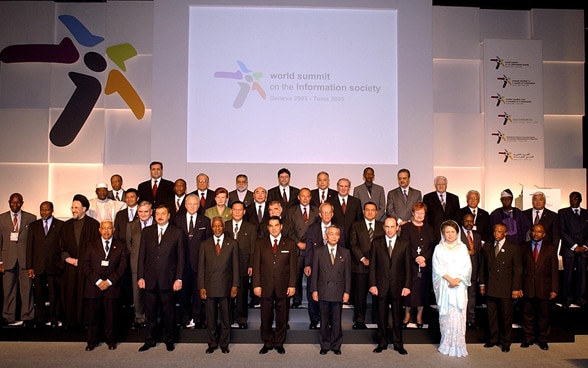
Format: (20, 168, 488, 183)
(303, 207, 308, 223)
(13, 213, 18, 232)
(330, 247, 335, 265)
(257, 205, 263, 222)
(176, 198, 181, 212)
(189, 215, 194, 233)
(142, 220, 147, 229)
(321, 191, 325, 203)
(368, 223, 374, 242)
(467, 231, 475, 255)
(282, 189, 288, 203)
(215, 238, 221, 255)
(158, 228, 163, 243)
(440, 194, 446, 211)
(44, 220, 49, 235)
(575, 208, 580, 216)
(234, 223, 239, 239)
(472, 208, 476, 217)
(388, 239, 393, 258)
(200, 192, 206, 208)
(403, 189, 408, 203)
(152, 180, 158, 198)
(129, 208, 135, 222)
(273, 239, 278, 254)
(104, 240, 110, 254)
(494, 241, 500, 256)
(115, 192, 120, 201)
(533, 242, 539, 263)
(534, 210, 541, 225)
(341, 198, 347, 214)
(367, 186, 372, 195)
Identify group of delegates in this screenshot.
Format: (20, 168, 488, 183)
(0, 162, 585, 358)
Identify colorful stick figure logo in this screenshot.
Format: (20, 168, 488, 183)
(214, 61, 266, 108)
(0, 15, 145, 147)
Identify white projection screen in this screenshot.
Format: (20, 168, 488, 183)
(187, 6, 398, 165)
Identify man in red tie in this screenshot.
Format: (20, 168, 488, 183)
(137, 161, 174, 209)
(460, 213, 483, 329)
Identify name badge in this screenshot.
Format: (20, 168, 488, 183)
(10, 232, 18, 241)
(101, 260, 110, 267)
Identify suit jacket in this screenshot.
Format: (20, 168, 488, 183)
(197, 233, 239, 298)
(259, 217, 296, 242)
(353, 183, 387, 221)
(287, 205, 319, 256)
(558, 206, 588, 258)
(310, 188, 337, 208)
(523, 208, 561, 247)
(460, 229, 483, 283)
(107, 189, 126, 202)
(189, 189, 216, 212)
(267, 186, 300, 209)
(225, 219, 256, 277)
(137, 177, 175, 208)
(479, 239, 522, 299)
(126, 218, 150, 274)
(310, 245, 351, 302)
(328, 195, 363, 248)
(521, 240, 558, 299)
(0, 210, 36, 269)
(137, 223, 185, 291)
(26, 217, 64, 275)
(386, 187, 422, 223)
(490, 207, 531, 245)
(164, 195, 187, 220)
(245, 202, 270, 238)
(422, 191, 460, 241)
(456, 206, 493, 244)
(114, 207, 138, 241)
(368, 236, 412, 297)
(228, 190, 254, 209)
(175, 213, 212, 274)
(252, 235, 298, 298)
(350, 219, 385, 274)
(305, 222, 346, 268)
(83, 238, 128, 299)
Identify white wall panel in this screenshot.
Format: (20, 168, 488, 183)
(433, 60, 480, 113)
(479, 9, 530, 41)
(433, 113, 484, 167)
(432, 6, 480, 60)
(543, 62, 585, 115)
(0, 109, 50, 162)
(532, 9, 585, 62)
(544, 115, 583, 168)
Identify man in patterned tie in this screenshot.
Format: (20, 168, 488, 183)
(460, 213, 483, 329)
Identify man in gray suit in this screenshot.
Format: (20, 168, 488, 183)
(0, 193, 37, 326)
(386, 169, 422, 226)
(310, 225, 351, 355)
(353, 167, 386, 221)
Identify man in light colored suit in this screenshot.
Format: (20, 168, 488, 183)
(0, 193, 36, 326)
(386, 169, 422, 226)
(353, 167, 386, 221)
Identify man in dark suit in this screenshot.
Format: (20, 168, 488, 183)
(479, 223, 523, 352)
(350, 202, 384, 329)
(137, 161, 174, 209)
(386, 168, 422, 226)
(83, 220, 128, 351)
(252, 216, 298, 355)
(267, 168, 300, 210)
(228, 174, 254, 209)
(310, 225, 351, 355)
(461, 213, 483, 329)
(523, 191, 560, 247)
(137, 205, 185, 352)
(520, 224, 558, 351)
(310, 171, 338, 208)
(259, 201, 297, 241)
(199, 217, 239, 354)
(353, 167, 386, 221)
(369, 217, 411, 355)
(558, 191, 588, 307)
(165, 179, 188, 220)
(125, 200, 153, 328)
(0, 193, 37, 326)
(26, 201, 63, 328)
(113, 188, 139, 242)
(422, 176, 460, 242)
(226, 201, 256, 329)
(190, 173, 216, 213)
(174, 193, 211, 329)
(456, 190, 493, 243)
(107, 174, 125, 202)
(304, 202, 346, 330)
(287, 188, 319, 308)
(245, 186, 270, 239)
(328, 178, 363, 249)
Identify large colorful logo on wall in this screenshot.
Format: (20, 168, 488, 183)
(0, 15, 145, 147)
(214, 61, 266, 108)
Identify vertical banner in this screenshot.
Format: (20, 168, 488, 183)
(483, 39, 544, 209)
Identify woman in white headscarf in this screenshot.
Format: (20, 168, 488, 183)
(432, 220, 472, 357)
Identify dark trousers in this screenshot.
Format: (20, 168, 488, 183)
(319, 300, 343, 350)
(260, 292, 289, 348)
(486, 295, 514, 347)
(85, 297, 119, 345)
(205, 296, 230, 349)
(466, 282, 477, 323)
(352, 272, 368, 323)
(307, 274, 320, 324)
(523, 297, 551, 343)
(562, 255, 587, 304)
(33, 272, 60, 324)
(292, 255, 305, 305)
(376, 291, 403, 348)
(232, 275, 249, 324)
(144, 287, 175, 344)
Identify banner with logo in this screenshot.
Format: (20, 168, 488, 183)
(483, 39, 544, 208)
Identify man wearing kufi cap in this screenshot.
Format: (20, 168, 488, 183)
(490, 189, 531, 245)
(88, 183, 126, 223)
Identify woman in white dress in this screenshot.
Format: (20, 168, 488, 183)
(432, 220, 472, 357)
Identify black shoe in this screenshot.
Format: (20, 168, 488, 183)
(166, 343, 175, 351)
(332, 349, 341, 355)
(319, 349, 328, 355)
(259, 346, 272, 354)
(416, 323, 423, 329)
(394, 345, 408, 355)
(291, 302, 301, 309)
(402, 322, 408, 328)
(373, 346, 387, 353)
(309, 321, 319, 330)
(484, 342, 496, 348)
(238, 323, 248, 329)
(206, 347, 217, 354)
(108, 343, 117, 350)
(85, 344, 96, 351)
(352, 322, 367, 330)
(275, 346, 286, 354)
(221, 347, 230, 354)
(138, 342, 155, 352)
(501, 345, 510, 352)
(539, 342, 549, 350)
(520, 340, 533, 348)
